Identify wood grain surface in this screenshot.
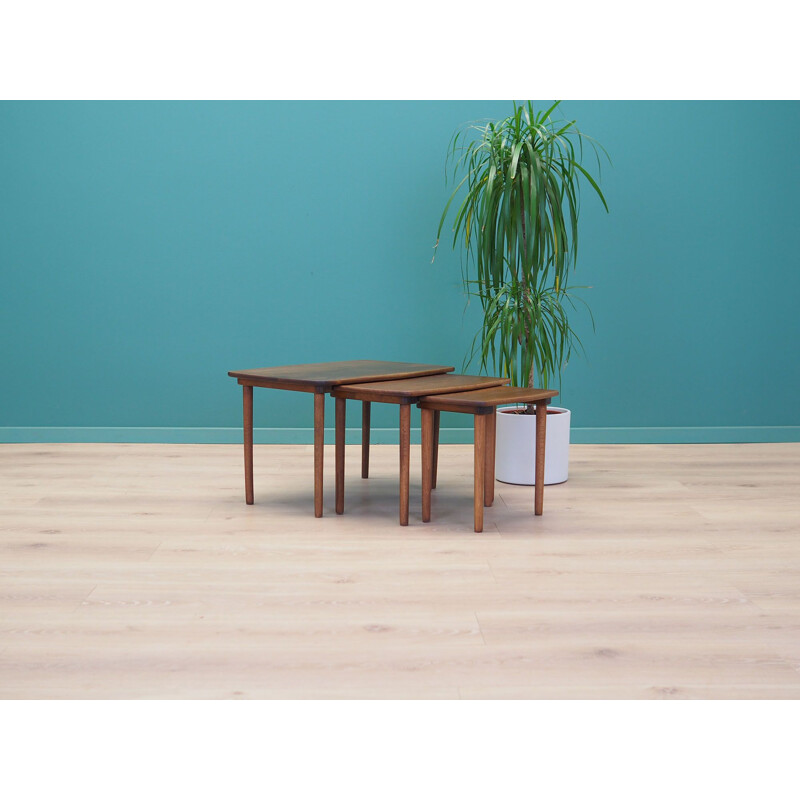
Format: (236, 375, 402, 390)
(419, 386, 559, 409)
(228, 360, 454, 391)
(331, 373, 510, 404)
(1, 442, 799, 699)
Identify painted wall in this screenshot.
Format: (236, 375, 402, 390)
(2, 101, 799, 443)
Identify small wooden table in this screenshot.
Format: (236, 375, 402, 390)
(228, 361, 454, 517)
(331, 374, 510, 525)
(418, 386, 559, 531)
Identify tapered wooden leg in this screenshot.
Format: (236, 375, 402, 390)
(473, 414, 486, 532)
(484, 408, 496, 507)
(314, 392, 325, 518)
(399, 403, 410, 526)
(432, 410, 440, 489)
(243, 385, 254, 505)
(361, 401, 371, 479)
(335, 397, 346, 515)
(421, 407, 434, 523)
(534, 402, 547, 516)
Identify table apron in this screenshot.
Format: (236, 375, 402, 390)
(418, 398, 551, 414)
(417, 402, 494, 415)
(237, 378, 327, 393)
(330, 389, 413, 405)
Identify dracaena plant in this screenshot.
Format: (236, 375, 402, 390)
(435, 101, 609, 410)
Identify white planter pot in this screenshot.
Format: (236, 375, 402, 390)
(495, 406, 570, 485)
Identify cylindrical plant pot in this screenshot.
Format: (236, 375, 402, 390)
(495, 406, 570, 485)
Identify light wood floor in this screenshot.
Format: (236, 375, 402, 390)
(1, 442, 799, 699)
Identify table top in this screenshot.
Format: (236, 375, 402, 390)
(418, 385, 559, 409)
(331, 373, 510, 403)
(228, 360, 455, 392)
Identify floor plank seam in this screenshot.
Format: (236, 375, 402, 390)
(146, 541, 166, 562)
(731, 587, 771, 616)
(72, 584, 98, 613)
(473, 612, 487, 646)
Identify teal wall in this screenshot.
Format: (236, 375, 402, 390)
(2, 101, 799, 443)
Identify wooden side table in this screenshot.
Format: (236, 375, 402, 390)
(418, 386, 559, 532)
(227, 361, 454, 517)
(331, 374, 510, 525)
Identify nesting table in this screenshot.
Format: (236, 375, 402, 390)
(228, 360, 558, 529)
(227, 360, 454, 517)
(331, 373, 510, 525)
(418, 386, 559, 531)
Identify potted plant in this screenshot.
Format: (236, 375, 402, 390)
(435, 101, 609, 484)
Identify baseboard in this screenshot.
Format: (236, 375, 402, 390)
(2, 426, 799, 444)
(572, 426, 800, 443)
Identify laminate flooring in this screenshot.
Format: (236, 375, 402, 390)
(1, 443, 798, 699)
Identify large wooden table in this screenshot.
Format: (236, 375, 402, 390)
(331, 373, 510, 525)
(227, 360, 454, 517)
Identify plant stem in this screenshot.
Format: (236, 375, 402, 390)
(519, 171, 535, 402)
(522, 356, 535, 413)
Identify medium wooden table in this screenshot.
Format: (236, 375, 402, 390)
(418, 386, 559, 531)
(227, 360, 454, 517)
(331, 373, 510, 525)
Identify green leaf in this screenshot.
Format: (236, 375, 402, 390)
(437, 102, 610, 387)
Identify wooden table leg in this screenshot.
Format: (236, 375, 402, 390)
(421, 407, 434, 523)
(399, 403, 410, 526)
(534, 402, 547, 516)
(314, 392, 325, 518)
(432, 410, 440, 489)
(484, 408, 496, 507)
(335, 396, 346, 515)
(473, 414, 486, 532)
(361, 401, 371, 479)
(243, 385, 254, 505)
